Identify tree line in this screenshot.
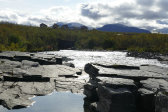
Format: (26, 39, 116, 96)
(0, 22, 168, 54)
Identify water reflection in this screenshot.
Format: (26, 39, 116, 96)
(1, 92, 85, 112)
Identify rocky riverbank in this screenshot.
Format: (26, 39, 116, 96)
(83, 62, 168, 112)
(127, 51, 168, 65)
(0, 51, 89, 110)
(0, 51, 168, 112)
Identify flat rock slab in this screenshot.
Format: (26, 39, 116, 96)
(97, 77, 136, 90)
(158, 56, 168, 61)
(15, 81, 55, 95)
(0, 51, 62, 65)
(25, 65, 82, 78)
(85, 63, 168, 80)
(54, 71, 89, 93)
(0, 59, 21, 73)
(21, 60, 39, 68)
(0, 64, 82, 81)
(140, 78, 168, 93)
(138, 88, 154, 95)
(55, 78, 86, 93)
(0, 80, 56, 109)
(140, 65, 168, 75)
(94, 62, 140, 70)
(0, 83, 34, 109)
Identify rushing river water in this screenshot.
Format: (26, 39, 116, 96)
(44, 50, 168, 69)
(1, 50, 167, 112)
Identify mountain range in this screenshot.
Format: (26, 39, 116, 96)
(156, 28, 168, 34)
(55, 22, 151, 33)
(96, 24, 150, 33)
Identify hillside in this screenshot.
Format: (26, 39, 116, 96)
(97, 24, 150, 33)
(0, 22, 168, 53)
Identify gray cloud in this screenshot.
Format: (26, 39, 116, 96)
(158, 0, 168, 11)
(112, 4, 141, 19)
(142, 10, 168, 20)
(0, 9, 27, 24)
(80, 1, 168, 21)
(81, 3, 140, 20)
(136, 0, 154, 6)
(0, 14, 18, 20)
(0, 15, 9, 20)
(28, 17, 51, 24)
(0, 14, 18, 23)
(81, 4, 109, 20)
(157, 20, 168, 25)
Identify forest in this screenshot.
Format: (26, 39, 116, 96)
(0, 22, 168, 54)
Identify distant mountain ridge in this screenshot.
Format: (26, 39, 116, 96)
(55, 22, 151, 33)
(156, 28, 168, 34)
(55, 22, 94, 30)
(96, 24, 151, 33)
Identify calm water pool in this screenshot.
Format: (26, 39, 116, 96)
(0, 92, 85, 112)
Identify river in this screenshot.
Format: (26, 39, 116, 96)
(44, 50, 168, 69)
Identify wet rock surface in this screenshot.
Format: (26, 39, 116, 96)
(0, 51, 89, 110)
(84, 62, 168, 112)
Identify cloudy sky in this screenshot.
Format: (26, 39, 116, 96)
(0, 0, 168, 31)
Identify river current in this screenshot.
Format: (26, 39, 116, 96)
(44, 50, 168, 69)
